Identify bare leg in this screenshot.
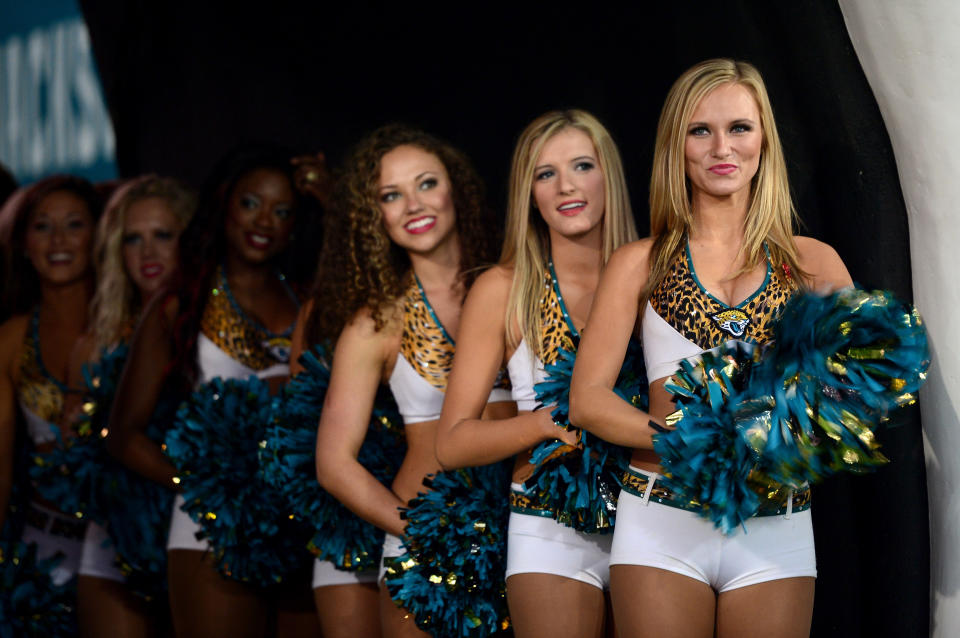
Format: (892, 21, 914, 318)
(314, 583, 381, 638)
(506, 573, 606, 638)
(167, 549, 268, 638)
(78, 575, 160, 638)
(609, 565, 715, 638)
(274, 582, 323, 637)
(379, 581, 432, 638)
(716, 577, 815, 638)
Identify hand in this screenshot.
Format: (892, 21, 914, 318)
(291, 152, 332, 205)
(535, 407, 580, 447)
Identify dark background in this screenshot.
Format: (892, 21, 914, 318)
(80, 2, 928, 636)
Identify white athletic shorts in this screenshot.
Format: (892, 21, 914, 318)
(78, 521, 124, 582)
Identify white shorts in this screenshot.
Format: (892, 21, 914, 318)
(609, 467, 817, 592)
(21, 501, 86, 586)
(312, 558, 378, 588)
(78, 521, 125, 582)
(378, 533, 406, 584)
(506, 483, 612, 590)
(166, 493, 209, 551)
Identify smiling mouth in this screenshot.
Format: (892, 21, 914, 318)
(405, 216, 436, 234)
(47, 252, 73, 264)
(246, 233, 272, 248)
(708, 164, 737, 175)
(141, 263, 164, 278)
(557, 201, 587, 216)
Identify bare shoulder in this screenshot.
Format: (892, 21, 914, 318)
(794, 235, 853, 292)
(610, 237, 655, 270)
(0, 314, 29, 370)
(466, 265, 512, 307)
(297, 298, 316, 326)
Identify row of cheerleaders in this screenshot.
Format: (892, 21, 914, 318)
(2, 199, 932, 638)
(1, 77, 932, 638)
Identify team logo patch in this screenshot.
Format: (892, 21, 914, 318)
(710, 308, 751, 337)
(262, 337, 292, 364)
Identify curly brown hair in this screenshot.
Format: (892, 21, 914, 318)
(306, 124, 498, 347)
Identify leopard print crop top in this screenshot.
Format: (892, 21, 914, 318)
(642, 241, 797, 382)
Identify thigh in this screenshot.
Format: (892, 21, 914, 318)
(78, 575, 159, 638)
(274, 581, 323, 638)
(378, 582, 431, 638)
(314, 583, 381, 638)
(610, 565, 715, 638)
(717, 577, 815, 638)
(506, 573, 606, 638)
(167, 549, 268, 638)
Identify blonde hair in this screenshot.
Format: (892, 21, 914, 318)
(91, 176, 196, 352)
(502, 109, 638, 357)
(646, 58, 805, 303)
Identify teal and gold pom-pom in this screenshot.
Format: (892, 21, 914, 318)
(0, 541, 77, 638)
(259, 345, 406, 572)
(654, 288, 929, 533)
(527, 338, 646, 533)
(384, 462, 512, 638)
(29, 344, 174, 600)
(166, 376, 311, 586)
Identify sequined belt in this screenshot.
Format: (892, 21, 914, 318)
(509, 487, 555, 519)
(26, 503, 87, 541)
(620, 467, 811, 518)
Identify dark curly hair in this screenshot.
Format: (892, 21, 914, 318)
(168, 145, 323, 388)
(0, 175, 102, 315)
(306, 124, 499, 347)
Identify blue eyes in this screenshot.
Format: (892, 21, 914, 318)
(123, 230, 177, 245)
(535, 162, 595, 181)
(381, 191, 399, 203)
(380, 178, 438, 203)
(688, 123, 754, 136)
(419, 178, 437, 191)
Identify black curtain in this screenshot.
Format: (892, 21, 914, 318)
(80, 2, 928, 636)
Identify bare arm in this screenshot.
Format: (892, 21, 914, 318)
(795, 236, 854, 292)
(0, 319, 25, 530)
(105, 294, 179, 488)
(289, 299, 315, 377)
(436, 267, 571, 471)
(569, 241, 664, 448)
(315, 310, 408, 537)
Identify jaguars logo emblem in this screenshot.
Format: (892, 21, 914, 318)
(261, 337, 292, 364)
(709, 308, 750, 338)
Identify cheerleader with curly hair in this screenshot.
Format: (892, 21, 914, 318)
(302, 124, 512, 638)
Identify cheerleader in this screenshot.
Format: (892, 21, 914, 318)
(58, 176, 195, 637)
(309, 124, 512, 638)
(569, 59, 853, 638)
(435, 110, 638, 638)
(0, 176, 102, 584)
(107, 148, 320, 638)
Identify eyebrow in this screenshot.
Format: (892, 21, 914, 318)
(379, 171, 437, 191)
(688, 118, 757, 128)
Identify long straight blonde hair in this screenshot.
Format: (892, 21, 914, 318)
(502, 109, 638, 358)
(645, 59, 806, 303)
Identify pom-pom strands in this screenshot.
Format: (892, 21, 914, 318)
(0, 541, 77, 638)
(384, 462, 513, 638)
(166, 376, 310, 585)
(527, 338, 647, 533)
(29, 345, 175, 600)
(653, 289, 929, 533)
(260, 346, 405, 571)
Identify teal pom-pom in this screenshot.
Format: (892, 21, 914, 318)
(30, 345, 175, 600)
(259, 345, 405, 571)
(166, 376, 310, 585)
(0, 541, 77, 638)
(653, 342, 766, 533)
(527, 338, 646, 533)
(384, 462, 512, 637)
(752, 288, 930, 484)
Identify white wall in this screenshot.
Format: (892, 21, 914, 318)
(838, 2, 960, 636)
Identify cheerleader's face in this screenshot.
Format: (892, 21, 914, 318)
(122, 196, 182, 301)
(684, 82, 763, 201)
(223, 168, 296, 265)
(24, 190, 95, 286)
(377, 145, 457, 255)
(531, 127, 606, 241)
